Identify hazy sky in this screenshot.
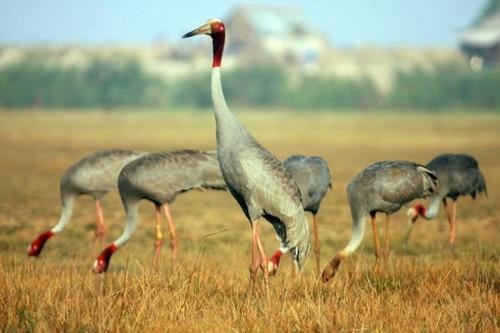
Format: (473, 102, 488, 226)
(0, 0, 486, 47)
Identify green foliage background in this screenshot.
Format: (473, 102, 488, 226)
(1, 57, 499, 110)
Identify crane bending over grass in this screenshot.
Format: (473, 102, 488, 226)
(93, 150, 227, 273)
(322, 160, 438, 283)
(27, 149, 147, 257)
(183, 19, 310, 282)
(406, 153, 487, 244)
(281, 155, 332, 274)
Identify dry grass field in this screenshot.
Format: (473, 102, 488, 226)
(0, 110, 499, 332)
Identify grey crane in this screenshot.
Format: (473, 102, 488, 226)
(183, 19, 310, 281)
(93, 149, 227, 273)
(322, 160, 438, 283)
(282, 155, 332, 274)
(27, 149, 147, 257)
(406, 153, 487, 244)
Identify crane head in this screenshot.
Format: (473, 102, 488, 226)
(27, 230, 54, 256)
(93, 243, 118, 273)
(182, 19, 225, 39)
(406, 203, 426, 223)
(321, 254, 342, 283)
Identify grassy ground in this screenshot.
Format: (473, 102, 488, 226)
(0, 110, 499, 332)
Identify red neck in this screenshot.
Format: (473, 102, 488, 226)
(212, 32, 225, 68)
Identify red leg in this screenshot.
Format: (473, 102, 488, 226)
(162, 203, 178, 262)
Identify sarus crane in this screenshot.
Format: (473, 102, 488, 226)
(282, 155, 332, 274)
(406, 153, 487, 244)
(322, 160, 438, 283)
(183, 19, 310, 281)
(93, 150, 227, 273)
(27, 149, 147, 257)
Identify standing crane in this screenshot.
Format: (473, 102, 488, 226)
(321, 160, 438, 283)
(282, 155, 332, 274)
(406, 153, 487, 244)
(27, 149, 147, 257)
(93, 150, 227, 273)
(182, 19, 310, 281)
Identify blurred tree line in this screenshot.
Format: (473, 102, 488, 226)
(1, 57, 499, 110)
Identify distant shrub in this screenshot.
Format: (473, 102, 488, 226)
(0, 58, 168, 108)
(1, 57, 499, 110)
(387, 62, 500, 110)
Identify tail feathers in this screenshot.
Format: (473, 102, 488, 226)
(417, 165, 439, 197)
(473, 172, 488, 199)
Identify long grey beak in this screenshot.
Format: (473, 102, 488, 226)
(182, 29, 199, 39)
(182, 23, 211, 39)
(404, 219, 414, 245)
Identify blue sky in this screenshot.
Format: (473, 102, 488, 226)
(0, 0, 486, 47)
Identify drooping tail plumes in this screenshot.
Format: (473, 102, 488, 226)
(416, 165, 439, 198)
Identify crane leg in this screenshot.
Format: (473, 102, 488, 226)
(383, 214, 390, 267)
(312, 213, 321, 275)
(442, 198, 451, 232)
(249, 220, 261, 284)
(370, 213, 381, 274)
(254, 221, 269, 283)
(153, 205, 163, 266)
(162, 203, 178, 263)
(94, 200, 107, 254)
(449, 200, 457, 244)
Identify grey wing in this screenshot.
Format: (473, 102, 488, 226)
(241, 147, 303, 220)
(377, 165, 429, 204)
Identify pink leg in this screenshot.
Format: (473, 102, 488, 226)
(153, 205, 163, 266)
(383, 214, 390, 266)
(442, 198, 452, 224)
(162, 204, 178, 262)
(449, 200, 457, 244)
(370, 213, 381, 274)
(94, 200, 107, 252)
(254, 221, 269, 283)
(249, 220, 260, 284)
(311, 213, 321, 275)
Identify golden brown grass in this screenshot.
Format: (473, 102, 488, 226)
(0, 110, 499, 332)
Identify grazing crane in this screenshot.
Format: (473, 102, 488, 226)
(182, 19, 310, 281)
(27, 149, 147, 257)
(93, 150, 227, 273)
(282, 155, 332, 274)
(406, 153, 487, 244)
(321, 160, 438, 283)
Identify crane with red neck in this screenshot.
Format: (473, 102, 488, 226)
(92, 150, 227, 273)
(27, 149, 147, 257)
(405, 153, 487, 245)
(322, 161, 438, 283)
(182, 19, 310, 282)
